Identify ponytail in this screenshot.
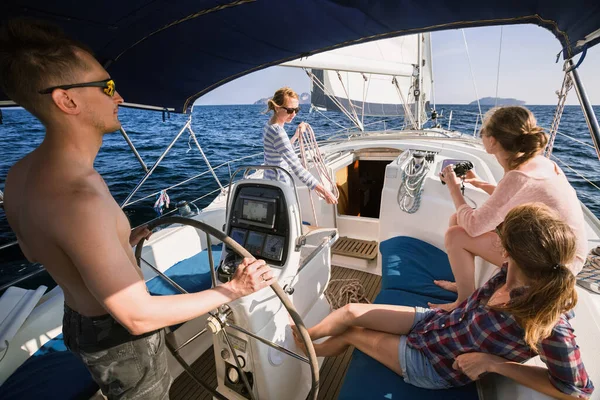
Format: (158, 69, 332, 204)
(494, 203, 578, 350)
(498, 264, 577, 349)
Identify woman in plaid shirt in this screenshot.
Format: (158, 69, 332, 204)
(295, 203, 594, 399)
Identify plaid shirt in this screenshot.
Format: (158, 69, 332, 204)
(406, 266, 594, 398)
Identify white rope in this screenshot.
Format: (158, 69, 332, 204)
(296, 123, 340, 225)
(545, 71, 574, 157)
(494, 27, 503, 107)
(461, 29, 483, 126)
(397, 154, 430, 213)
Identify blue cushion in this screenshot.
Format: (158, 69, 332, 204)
(0, 337, 98, 400)
(30, 333, 68, 356)
(146, 245, 222, 296)
(380, 236, 457, 302)
(339, 236, 478, 399)
(338, 289, 478, 400)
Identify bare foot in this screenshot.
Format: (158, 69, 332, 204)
(428, 301, 459, 312)
(434, 280, 458, 293)
(291, 325, 311, 356)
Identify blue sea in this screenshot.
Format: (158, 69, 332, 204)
(1, 104, 599, 289)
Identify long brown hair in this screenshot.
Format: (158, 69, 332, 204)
(0, 18, 92, 121)
(266, 87, 298, 113)
(495, 203, 577, 350)
(480, 106, 548, 169)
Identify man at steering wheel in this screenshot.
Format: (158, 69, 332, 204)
(1, 19, 275, 399)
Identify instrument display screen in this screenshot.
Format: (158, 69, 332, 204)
(230, 228, 247, 246)
(238, 196, 277, 228)
(242, 199, 269, 223)
(245, 231, 265, 255)
(262, 234, 285, 261)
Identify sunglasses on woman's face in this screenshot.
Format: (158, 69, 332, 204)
(281, 106, 300, 115)
(39, 78, 116, 97)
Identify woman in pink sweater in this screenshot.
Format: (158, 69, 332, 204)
(432, 106, 587, 311)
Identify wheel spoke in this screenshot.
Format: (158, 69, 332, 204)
(221, 328, 257, 400)
(226, 322, 309, 364)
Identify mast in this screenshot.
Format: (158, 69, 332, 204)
(416, 33, 423, 129)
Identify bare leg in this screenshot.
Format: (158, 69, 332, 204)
(433, 280, 457, 292)
(430, 227, 504, 311)
(303, 303, 416, 341)
(311, 327, 403, 375)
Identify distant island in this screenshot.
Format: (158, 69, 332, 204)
(470, 97, 525, 106)
(254, 92, 311, 105)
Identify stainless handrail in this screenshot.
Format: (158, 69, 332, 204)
(0, 240, 18, 251)
(0, 264, 44, 292)
(121, 119, 192, 208)
(296, 230, 339, 274)
(119, 126, 149, 173)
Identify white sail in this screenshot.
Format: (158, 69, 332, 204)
(282, 34, 433, 120)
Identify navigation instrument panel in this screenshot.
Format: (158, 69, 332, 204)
(263, 234, 285, 261)
(230, 228, 247, 246)
(239, 196, 276, 228)
(245, 231, 265, 255)
(225, 185, 290, 267)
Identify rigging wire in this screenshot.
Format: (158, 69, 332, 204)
(494, 27, 503, 107)
(551, 155, 600, 192)
(461, 29, 483, 129)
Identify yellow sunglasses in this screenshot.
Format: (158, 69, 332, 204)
(39, 78, 116, 97)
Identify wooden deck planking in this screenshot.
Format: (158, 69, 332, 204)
(170, 266, 382, 400)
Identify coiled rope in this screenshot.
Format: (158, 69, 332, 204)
(324, 279, 371, 310)
(397, 155, 429, 213)
(296, 123, 339, 225)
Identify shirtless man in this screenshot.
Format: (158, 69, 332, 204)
(0, 19, 275, 399)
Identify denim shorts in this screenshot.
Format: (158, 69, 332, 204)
(398, 306, 452, 390)
(63, 304, 172, 399)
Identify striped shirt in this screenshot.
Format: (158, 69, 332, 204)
(263, 122, 318, 190)
(407, 266, 594, 397)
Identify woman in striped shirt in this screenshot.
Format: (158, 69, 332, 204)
(263, 87, 337, 204)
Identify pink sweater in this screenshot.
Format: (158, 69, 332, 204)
(456, 165, 587, 275)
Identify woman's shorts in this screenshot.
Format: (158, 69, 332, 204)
(398, 306, 453, 390)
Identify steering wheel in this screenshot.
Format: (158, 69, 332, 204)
(134, 216, 319, 400)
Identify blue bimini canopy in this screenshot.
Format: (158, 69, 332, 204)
(1, 0, 599, 113)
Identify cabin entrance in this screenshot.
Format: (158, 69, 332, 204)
(336, 159, 390, 218)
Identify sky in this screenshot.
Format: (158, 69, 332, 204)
(196, 24, 600, 106)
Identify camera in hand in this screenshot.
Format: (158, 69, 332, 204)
(440, 159, 474, 185)
(453, 161, 473, 177)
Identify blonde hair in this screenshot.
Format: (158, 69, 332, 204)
(266, 87, 298, 113)
(495, 203, 578, 350)
(480, 106, 548, 169)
